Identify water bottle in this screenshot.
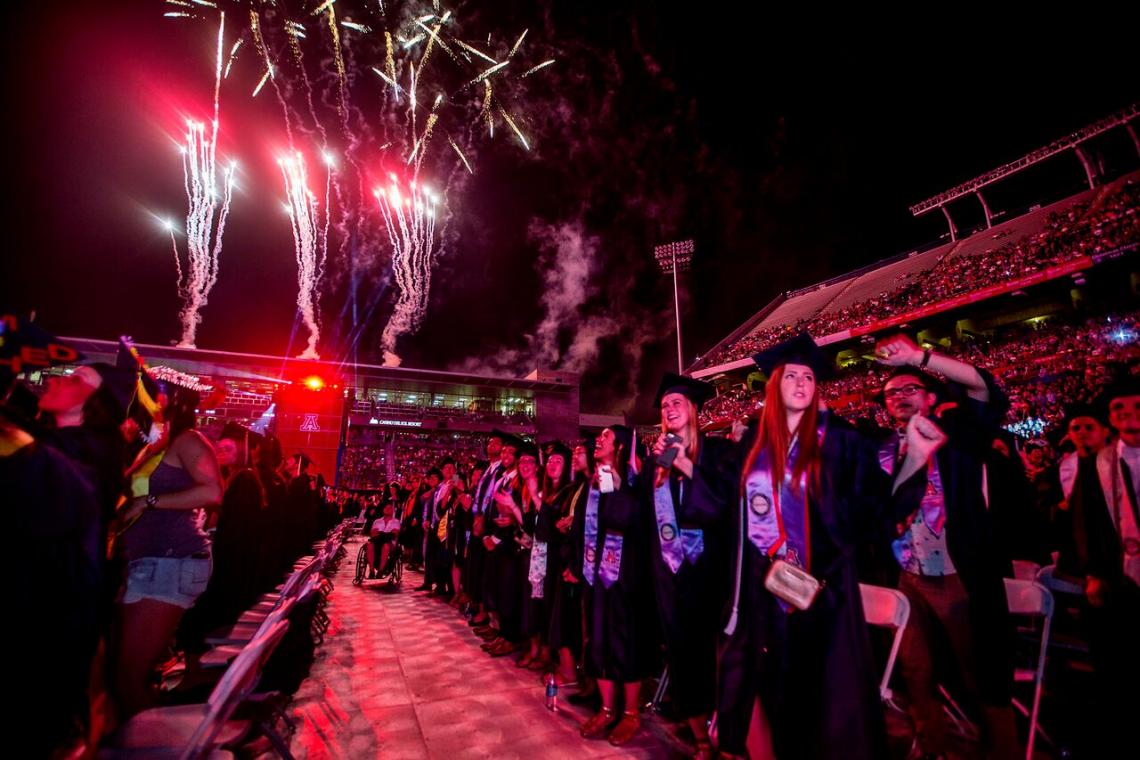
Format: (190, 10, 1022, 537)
(545, 674, 558, 712)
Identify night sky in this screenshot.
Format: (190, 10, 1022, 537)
(4, 2, 1137, 417)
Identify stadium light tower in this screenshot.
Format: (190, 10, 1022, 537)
(654, 239, 695, 374)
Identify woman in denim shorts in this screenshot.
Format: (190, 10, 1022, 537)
(110, 375, 223, 717)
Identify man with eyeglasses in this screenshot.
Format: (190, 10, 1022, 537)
(874, 333, 1019, 760)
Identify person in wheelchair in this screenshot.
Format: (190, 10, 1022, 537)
(367, 501, 402, 579)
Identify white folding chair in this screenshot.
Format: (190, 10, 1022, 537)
(859, 583, 910, 702)
(1011, 560, 1041, 581)
(1004, 578, 1054, 760)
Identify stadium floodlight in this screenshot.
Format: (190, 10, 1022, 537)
(654, 239, 695, 374)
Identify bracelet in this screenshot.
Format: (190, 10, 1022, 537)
(919, 348, 932, 369)
(146, 493, 159, 510)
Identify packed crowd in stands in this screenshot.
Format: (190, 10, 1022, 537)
(701, 177, 1139, 368)
(700, 311, 1140, 435)
(340, 429, 488, 489)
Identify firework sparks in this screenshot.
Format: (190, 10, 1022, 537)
(223, 37, 243, 79)
(278, 152, 329, 360)
(521, 59, 555, 78)
(449, 137, 473, 174)
(373, 178, 439, 366)
(508, 28, 528, 58)
(340, 20, 371, 33)
(498, 107, 529, 150)
(467, 59, 508, 88)
(175, 120, 236, 348)
(454, 38, 497, 65)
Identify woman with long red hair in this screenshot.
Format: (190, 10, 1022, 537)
(716, 334, 942, 759)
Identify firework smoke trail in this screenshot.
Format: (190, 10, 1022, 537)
(278, 152, 329, 359)
(177, 120, 236, 347)
(318, 3, 350, 122)
(165, 220, 182, 289)
(373, 178, 438, 366)
(172, 13, 235, 348)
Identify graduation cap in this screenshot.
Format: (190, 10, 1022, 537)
(750, 333, 834, 381)
(219, 421, 264, 466)
(1099, 374, 1140, 406)
(608, 424, 635, 455)
(542, 441, 572, 464)
(1060, 401, 1107, 430)
(0, 313, 84, 383)
(87, 362, 138, 423)
(514, 439, 540, 461)
(488, 428, 509, 442)
(500, 434, 527, 452)
(654, 372, 715, 411)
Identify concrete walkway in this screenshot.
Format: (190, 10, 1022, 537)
(289, 537, 689, 759)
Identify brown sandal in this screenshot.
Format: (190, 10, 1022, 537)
(607, 710, 641, 746)
(580, 707, 615, 738)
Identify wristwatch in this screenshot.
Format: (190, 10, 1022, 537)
(919, 348, 933, 369)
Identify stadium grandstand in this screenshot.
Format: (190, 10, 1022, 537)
(690, 108, 1139, 440)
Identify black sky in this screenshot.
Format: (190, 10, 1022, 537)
(4, 2, 1137, 416)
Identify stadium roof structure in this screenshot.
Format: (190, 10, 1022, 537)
(689, 168, 1139, 379)
(61, 337, 578, 399)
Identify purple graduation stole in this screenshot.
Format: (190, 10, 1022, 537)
(654, 479, 704, 573)
(582, 488, 601, 586)
(744, 430, 818, 570)
(598, 533, 624, 588)
(653, 479, 684, 574)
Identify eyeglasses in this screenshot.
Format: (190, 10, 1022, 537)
(883, 384, 926, 400)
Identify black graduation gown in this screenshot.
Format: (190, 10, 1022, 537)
(717, 414, 928, 759)
(485, 474, 525, 640)
(644, 434, 736, 718)
(585, 478, 659, 682)
(549, 478, 589, 657)
(6, 440, 102, 755)
(464, 462, 501, 605)
(179, 468, 266, 649)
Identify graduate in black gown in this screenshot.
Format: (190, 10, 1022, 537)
(515, 443, 566, 670)
(479, 437, 525, 656)
(548, 441, 592, 689)
(644, 374, 737, 758)
(716, 334, 936, 759)
(579, 425, 657, 747)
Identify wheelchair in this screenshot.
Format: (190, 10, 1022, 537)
(353, 536, 403, 587)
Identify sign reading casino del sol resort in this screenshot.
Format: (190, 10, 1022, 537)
(369, 418, 423, 428)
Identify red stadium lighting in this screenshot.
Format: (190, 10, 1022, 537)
(302, 375, 326, 391)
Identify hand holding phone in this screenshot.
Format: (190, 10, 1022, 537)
(657, 433, 683, 469)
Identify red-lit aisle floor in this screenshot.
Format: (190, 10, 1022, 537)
(289, 537, 688, 759)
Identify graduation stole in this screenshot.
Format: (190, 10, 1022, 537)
(582, 486, 624, 589)
(528, 538, 549, 598)
(652, 477, 704, 573)
(473, 462, 500, 515)
(745, 425, 824, 570)
(581, 487, 602, 586)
